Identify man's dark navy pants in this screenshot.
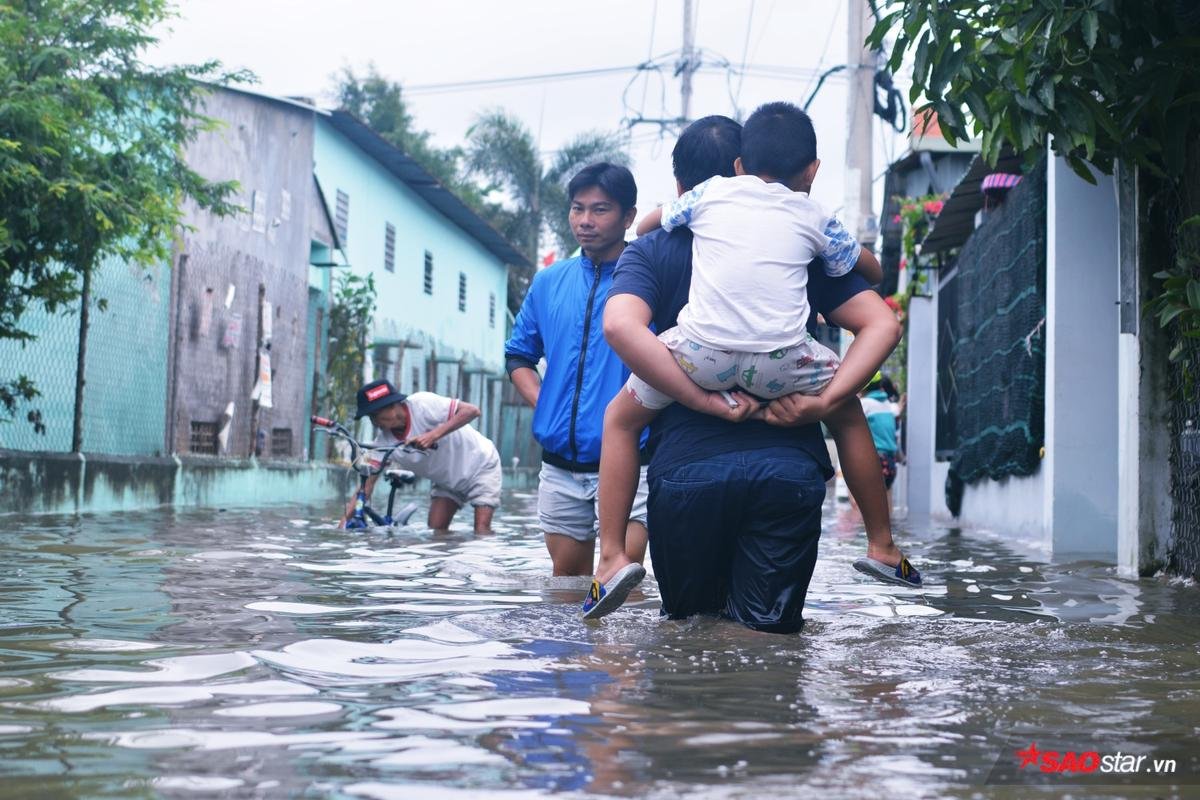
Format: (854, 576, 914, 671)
(646, 446, 826, 634)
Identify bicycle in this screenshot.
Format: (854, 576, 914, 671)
(311, 414, 432, 530)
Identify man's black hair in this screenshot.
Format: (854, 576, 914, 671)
(672, 115, 742, 190)
(567, 162, 637, 212)
(740, 101, 818, 179)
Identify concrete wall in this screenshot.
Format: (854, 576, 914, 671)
(169, 91, 318, 460)
(0, 448, 537, 517)
(0, 449, 352, 516)
(957, 471, 1045, 539)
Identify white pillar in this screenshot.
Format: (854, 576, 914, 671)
(1117, 332, 1140, 574)
(1043, 156, 1120, 559)
(905, 290, 939, 516)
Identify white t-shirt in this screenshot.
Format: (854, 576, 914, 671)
(661, 174, 862, 351)
(371, 392, 499, 494)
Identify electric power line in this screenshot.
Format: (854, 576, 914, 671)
(403, 64, 640, 95)
(732, 0, 756, 116)
(639, 0, 659, 117)
(800, 3, 843, 101)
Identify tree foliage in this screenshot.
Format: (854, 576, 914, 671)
(0, 0, 245, 426)
(868, 0, 1200, 182)
(870, 1, 1200, 368)
(465, 110, 629, 311)
(321, 271, 376, 433)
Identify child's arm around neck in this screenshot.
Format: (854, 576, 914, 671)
(635, 206, 664, 237)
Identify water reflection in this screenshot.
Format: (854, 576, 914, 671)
(0, 494, 1196, 798)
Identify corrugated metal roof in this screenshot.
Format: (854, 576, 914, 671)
(206, 83, 331, 116)
(920, 151, 1026, 253)
(326, 111, 531, 269)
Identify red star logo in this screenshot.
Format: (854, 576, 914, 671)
(1016, 742, 1041, 769)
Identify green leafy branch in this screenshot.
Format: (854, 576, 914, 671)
(1147, 215, 1200, 363)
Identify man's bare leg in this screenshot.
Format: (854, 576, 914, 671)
(595, 391, 658, 584)
(823, 398, 903, 566)
(624, 519, 648, 563)
(427, 496, 460, 531)
(545, 532, 595, 576)
(472, 505, 494, 534)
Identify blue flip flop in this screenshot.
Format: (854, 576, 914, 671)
(581, 563, 647, 619)
(853, 555, 923, 588)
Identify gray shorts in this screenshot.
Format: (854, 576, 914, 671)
(537, 462, 649, 542)
(430, 455, 503, 509)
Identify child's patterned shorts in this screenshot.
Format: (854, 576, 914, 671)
(624, 326, 841, 410)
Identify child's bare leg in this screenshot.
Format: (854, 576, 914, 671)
(595, 390, 659, 583)
(823, 397, 902, 566)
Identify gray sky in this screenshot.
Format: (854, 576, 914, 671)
(150, 0, 911, 259)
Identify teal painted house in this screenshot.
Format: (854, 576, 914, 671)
(312, 112, 527, 441)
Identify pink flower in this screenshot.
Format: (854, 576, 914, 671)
(899, 258, 907, 270)
(924, 199, 945, 215)
(892, 214, 902, 224)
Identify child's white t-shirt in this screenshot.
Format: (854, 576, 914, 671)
(660, 174, 861, 351)
(370, 392, 498, 493)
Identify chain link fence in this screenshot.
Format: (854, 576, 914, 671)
(1149, 163, 1200, 580)
(0, 256, 171, 456)
(949, 160, 1047, 485)
(1167, 341, 1200, 579)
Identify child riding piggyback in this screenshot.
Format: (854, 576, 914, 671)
(627, 100, 878, 408)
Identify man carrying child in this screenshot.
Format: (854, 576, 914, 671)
(584, 105, 920, 624)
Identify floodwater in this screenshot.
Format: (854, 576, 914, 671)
(0, 489, 1197, 800)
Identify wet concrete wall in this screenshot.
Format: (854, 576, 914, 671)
(0, 450, 351, 516)
(0, 449, 538, 518)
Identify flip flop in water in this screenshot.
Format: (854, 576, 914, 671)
(581, 563, 647, 620)
(853, 555, 923, 588)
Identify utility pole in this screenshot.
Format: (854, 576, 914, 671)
(679, 0, 696, 124)
(845, 0, 876, 248)
(628, 0, 700, 133)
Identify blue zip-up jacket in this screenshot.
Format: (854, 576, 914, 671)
(505, 253, 641, 469)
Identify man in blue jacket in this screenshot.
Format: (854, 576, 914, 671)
(504, 162, 649, 576)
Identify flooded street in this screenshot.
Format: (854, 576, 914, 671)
(1, 490, 1197, 799)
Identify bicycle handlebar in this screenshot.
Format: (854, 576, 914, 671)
(310, 414, 435, 477)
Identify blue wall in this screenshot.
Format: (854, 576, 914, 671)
(312, 118, 508, 374)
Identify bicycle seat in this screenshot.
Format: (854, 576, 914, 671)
(384, 468, 416, 486)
